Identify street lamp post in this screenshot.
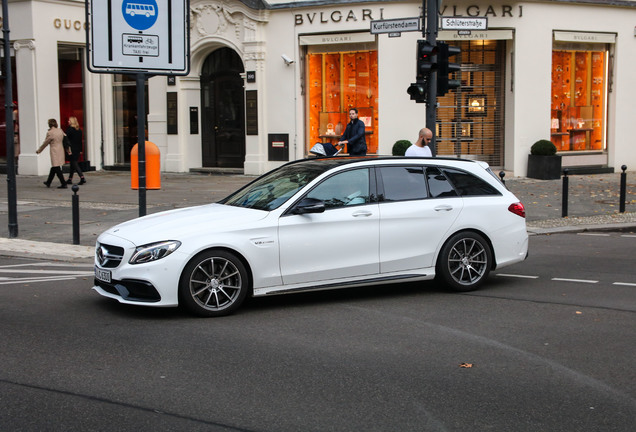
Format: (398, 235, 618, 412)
(2, 0, 18, 237)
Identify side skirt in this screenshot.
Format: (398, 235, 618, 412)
(253, 273, 434, 297)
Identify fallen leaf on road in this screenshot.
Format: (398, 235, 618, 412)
(459, 363, 473, 368)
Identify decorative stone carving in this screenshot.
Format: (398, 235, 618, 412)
(190, 1, 268, 44)
(14, 40, 36, 51)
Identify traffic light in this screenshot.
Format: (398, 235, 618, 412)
(407, 82, 427, 103)
(408, 40, 436, 103)
(436, 42, 462, 96)
(416, 40, 436, 82)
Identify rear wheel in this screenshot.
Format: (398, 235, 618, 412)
(437, 232, 492, 292)
(179, 250, 249, 317)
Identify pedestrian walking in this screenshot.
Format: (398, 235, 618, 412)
(405, 128, 433, 157)
(65, 116, 86, 185)
(36, 118, 70, 189)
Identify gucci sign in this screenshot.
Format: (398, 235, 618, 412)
(53, 19, 86, 31)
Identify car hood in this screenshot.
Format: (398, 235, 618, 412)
(102, 203, 268, 245)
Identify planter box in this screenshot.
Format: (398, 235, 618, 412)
(527, 154, 562, 180)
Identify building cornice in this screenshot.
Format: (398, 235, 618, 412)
(244, 0, 636, 10)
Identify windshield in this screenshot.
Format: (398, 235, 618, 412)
(223, 164, 327, 211)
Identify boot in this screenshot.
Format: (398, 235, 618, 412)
(78, 178, 86, 185)
(66, 178, 73, 184)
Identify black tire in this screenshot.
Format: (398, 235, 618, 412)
(179, 250, 249, 317)
(437, 232, 492, 292)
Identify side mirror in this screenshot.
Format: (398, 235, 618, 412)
(292, 198, 325, 215)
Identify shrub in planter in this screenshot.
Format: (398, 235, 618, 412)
(527, 139, 561, 180)
(530, 139, 557, 156)
(392, 140, 412, 156)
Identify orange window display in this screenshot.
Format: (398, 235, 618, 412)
(551, 49, 606, 152)
(307, 51, 378, 154)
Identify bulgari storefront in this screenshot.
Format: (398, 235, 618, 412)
(2, 0, 635, 177)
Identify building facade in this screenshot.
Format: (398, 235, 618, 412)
(2, 0, 635, 177)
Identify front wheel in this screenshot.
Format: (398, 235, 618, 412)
(437, 232, 492, 292)
(179, 250, 249, 317)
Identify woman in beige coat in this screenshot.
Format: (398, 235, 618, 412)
(36, 118, 70, 188)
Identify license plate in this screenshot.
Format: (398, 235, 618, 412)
(95, 266, 112, 284)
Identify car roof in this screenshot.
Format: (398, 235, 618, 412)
(282, 156, 487, 173)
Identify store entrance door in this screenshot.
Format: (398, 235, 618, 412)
(200, 48, 245, 168)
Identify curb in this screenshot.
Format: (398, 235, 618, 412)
(0, 238, 94, 262)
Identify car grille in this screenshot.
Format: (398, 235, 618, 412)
(96, 243, 125, 268)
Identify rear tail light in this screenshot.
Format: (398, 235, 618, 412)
(508, 202, 526, 218)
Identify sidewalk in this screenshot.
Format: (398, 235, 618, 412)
(0, 169, 634, 262)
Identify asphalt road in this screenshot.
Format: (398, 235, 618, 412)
(1, 232, 635, 431)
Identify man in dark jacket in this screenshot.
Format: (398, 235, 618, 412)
(338, 108, 367, 156)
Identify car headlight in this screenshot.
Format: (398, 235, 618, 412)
(129, 241, 182, 264)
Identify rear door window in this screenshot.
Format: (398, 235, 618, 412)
(379, 166, 428, 202)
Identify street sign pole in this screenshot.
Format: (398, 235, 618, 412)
(3, 0, 18, 237)
(86, 0, 189, 217)
(136, 73, 147, 217)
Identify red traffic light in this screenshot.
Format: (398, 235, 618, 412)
(416, 40, 436, 82)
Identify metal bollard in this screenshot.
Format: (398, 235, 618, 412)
(562, 169, 569, 218)
(499, 170, 506, 186)
(620, 165, 627, 213)
(72, 185, 80, 245)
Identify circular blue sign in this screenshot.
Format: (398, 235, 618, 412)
(122, 0, 158, 31)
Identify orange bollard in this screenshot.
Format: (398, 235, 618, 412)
(131, 141, 161, 190)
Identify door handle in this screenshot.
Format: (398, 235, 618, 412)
(352, 210, 373, 217)
(434, 205, 453, 212)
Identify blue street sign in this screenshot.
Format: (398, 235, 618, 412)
(87, 0, 190, 75)
(122, 0, 159, 31)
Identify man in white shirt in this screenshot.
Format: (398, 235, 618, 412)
(405, 128, 433, 157)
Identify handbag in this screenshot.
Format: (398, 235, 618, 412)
(63, 134, 71, 152)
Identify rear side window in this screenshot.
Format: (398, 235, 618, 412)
(426, 167, 458, 198)
(442, 168, 501, 196)
(380, 166, 427, 201)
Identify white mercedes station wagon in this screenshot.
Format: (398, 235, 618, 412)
(93, 157, 528, 317)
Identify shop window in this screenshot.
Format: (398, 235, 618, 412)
(550, 46, 607, 152)
(58, 45, 85, 161)
(436, 40, 506, 167)
(113, 74, 148, 165)
(307, 50, 378, 154)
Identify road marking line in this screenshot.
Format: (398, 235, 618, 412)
(552, 278, 598, 284)
(613, 282, 636, 287)
(577, 233, 610, 237)
(496, 273, 539, 279)
(621, 235, 636, 238)
(0, 269, 94, 276)
(0, 263, 93, 269)
(0, 276, 78, 285)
